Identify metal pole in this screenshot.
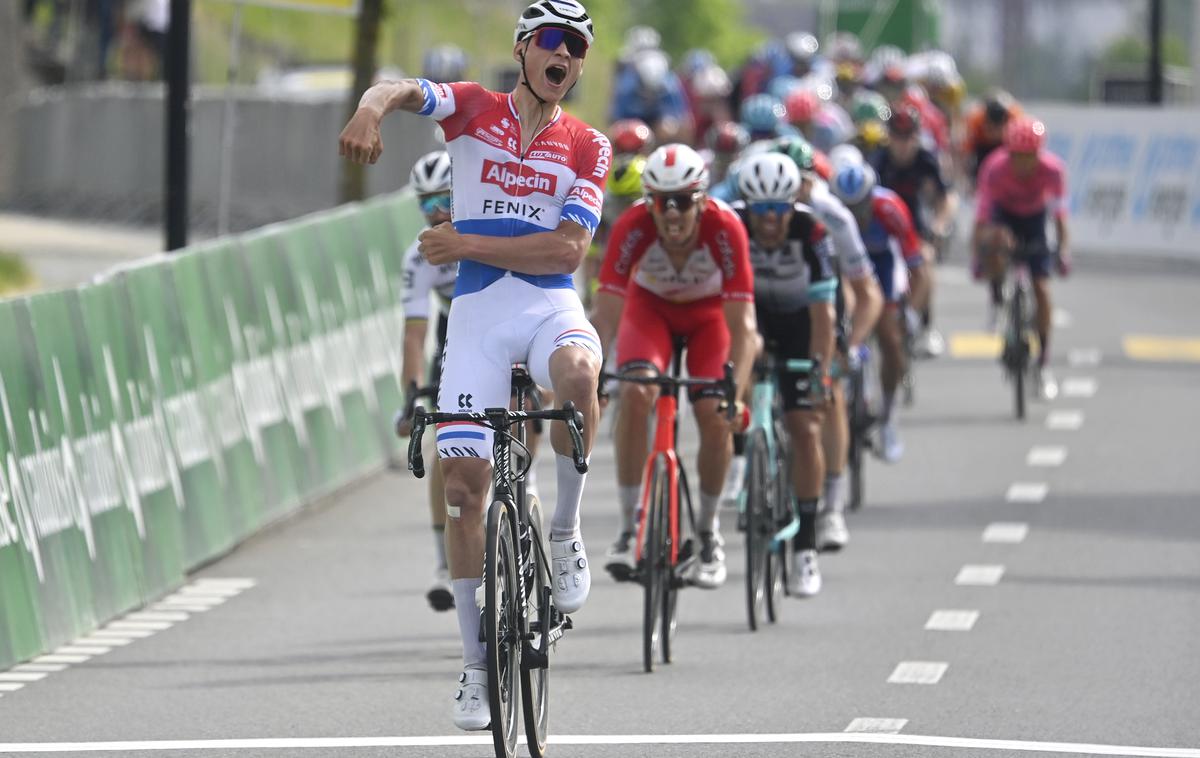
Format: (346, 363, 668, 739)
(165, 0, 191, 251)
(216, 1, 243, 236)
(1148, 0, 1164, 104)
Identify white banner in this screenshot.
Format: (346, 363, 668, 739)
(1028, 102, 1200, 259)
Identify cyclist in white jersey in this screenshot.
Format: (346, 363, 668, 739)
(339, 0, 609, 732)
(396, 151, 459, 611)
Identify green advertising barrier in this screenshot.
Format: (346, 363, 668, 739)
(234, 228, 310, 517)
(0, 191, 426, 670)
(0, 297, 50, 668)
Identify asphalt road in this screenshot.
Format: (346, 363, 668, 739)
(1, 260, 1198, 758)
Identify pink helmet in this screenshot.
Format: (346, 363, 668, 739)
(1004, 117, 1046, 154)
(784, 89, 821, 125)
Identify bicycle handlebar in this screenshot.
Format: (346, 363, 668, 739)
(600, 362, 737, 421)
(407, 401, 588, 479)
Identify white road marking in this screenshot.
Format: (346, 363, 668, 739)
(193, 578, 256, 589)
(32, 655, 89, 665)
(0, 683, 24, 693)
(151, 603, 213, 614)
(54, 646, 111, 656)
(11, 664, 67, 673)
(888, 661, 949, 684)
(983, 523, 1030, 544)
(845, 718, 908, 734)
(160, 594, 226, 606)
(179, 586, 242, 598)
(0, 672, 46, 682)
(1047, 410, 1085, 431)
(925, 610, 980, 631)
(1006, 482, 1048, 502)
(105, 621, 173, 632)
(1027, 446, 1068, 467)
(1053, 308, 1073, 328)
(1, 733, 1199, 755)
(95, 628, 155, 639)
(1068, 348, 1102, 367)
(126, 611, 189, 623)
(956, 564, 1005, 585)
(76, 635, 135, 646)
(1063, 377, 1098, 398)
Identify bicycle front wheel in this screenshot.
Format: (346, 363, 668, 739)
(765, 434, 790, 622)
(520, 495, 550, 758)
(744, 432, 770, 632)
(642, 456, 669, 673)
(485, 500, 520, 758)
(848, 365, 867, 511)
(1011, 287, 1027, 421)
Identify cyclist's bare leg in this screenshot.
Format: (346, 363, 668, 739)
(821, 379, 849, 483)
(693, 396, 732, 534)
(441, 457, 492, 669)
(547, 346, 601, 538)
(785, 407, 825, 550)
(1032, 276, 1052, 367)
(615, 371, 657, 533)
(428, 454, 448, 570)
(876, 309, 906, 422)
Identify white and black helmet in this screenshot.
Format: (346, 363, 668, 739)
(514, 0, 594, 46)
(410, 150, 452, 194)
(737, 152, 802, 202)
(643, 144, 709, 193)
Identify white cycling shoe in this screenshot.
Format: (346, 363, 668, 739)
(427, 567, 454, 612)
(550, 534, 591, 614)
(452, 667, 490, 731)
(693, 531, 727, 589)
(788, 549, 822, 597)
(817, 511, 849, 552)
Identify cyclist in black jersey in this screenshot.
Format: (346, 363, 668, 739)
(733, 152, 837, 597)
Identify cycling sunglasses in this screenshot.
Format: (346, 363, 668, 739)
(533, 27, 589, 59)
(650, 191, 702, 214)
(419, 193, 452, 215)
(748, 200, 792, 216)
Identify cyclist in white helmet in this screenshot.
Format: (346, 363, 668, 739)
(339, 0, 610, 732)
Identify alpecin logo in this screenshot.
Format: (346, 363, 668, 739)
(481, 159, 558, 197)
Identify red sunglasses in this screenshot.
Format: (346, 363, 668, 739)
(533, 27, 589, 59)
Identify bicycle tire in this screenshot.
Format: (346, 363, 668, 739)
(848, 365, 866, 511)
(744, 432, 770, 632)
(484, 500, 520, 758)
(1012, 287, 1027, 421)
(765, 434, 789, 622)
(662, 467, 688, 665)
(642, 456, 669, 673)
(520, 495, 550, 758)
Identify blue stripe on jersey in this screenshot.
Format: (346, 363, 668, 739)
(561, 202, 600, 236)
(417, 78, 436, 116)
(452, 218, 576, 296)
(806, 278, 837, 303)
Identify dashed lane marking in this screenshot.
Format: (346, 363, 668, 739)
(925, 610, 979, 632)
(1123, 335, 1200, 363)
(845, 718, 908, 734)
(1027, 446, 1068, 467)
(983, 523, 1030, 544)
(105, 621, 173, 632)
(126, 611, 189, 623)
(76, 635, 134, 646)
(888, 661, 949, 684)
(32, 655, 89, 665)
(2, 733, 1199, 755)
(1068, 348, 1102, 367)
(1006, 482, 1048, 502)
(1062, 377, 1098, 398)
(0, 672, 47, 683)
(53, 646, 110, 657)
(1046, 410, 1084, 431)
(956, 565, 1005, 585)
(11, 664, 67, 674)
(0, 683, 25, 693)
(949, 331, 1002, 359)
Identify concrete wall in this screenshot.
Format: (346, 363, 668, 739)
(9, 83, 441, 232)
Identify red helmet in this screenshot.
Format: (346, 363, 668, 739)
(784, 89, 820, 125)
(706, 121, 750, 156)
(609, 119, 653, 155)
(811, 149, 833, 181)
(888, 104, 921, 137)
(1004, 117, 1046, 154)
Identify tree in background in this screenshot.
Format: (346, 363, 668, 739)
(0, 0, 30, 203)
(628, 0, 762, 70)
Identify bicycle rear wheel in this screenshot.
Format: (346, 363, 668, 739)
(743, 432, 770, 632)
(484, 500, 520, 758)
(520, 495, 550, 758)
(642, 457, 669, 673)
(1011, 287, 1027, 421)
(848, 365, 867, 511)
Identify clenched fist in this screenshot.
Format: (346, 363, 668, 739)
(419, 223, 466, 266)
(338, 108, 384, 165)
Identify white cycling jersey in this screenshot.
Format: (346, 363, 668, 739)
(807, 180, 873, 281)
(402, 236, 457, 321)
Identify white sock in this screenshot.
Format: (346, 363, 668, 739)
(551, 455, 586, 540)
(823, 472, 847, 514)
(699, 491, 721, 535)
(452, 577, 484, 668)
(618, 485, 641, 534)
(432, 526, 447, 570)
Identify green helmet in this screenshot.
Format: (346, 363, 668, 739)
(773, 135, 817, 173)
(850, 91, 892, 125)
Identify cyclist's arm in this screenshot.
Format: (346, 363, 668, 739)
(588, 290, 624, 360)
(339, 80, 426, 164)
(357, 79, 427, 118)
(402, 319, 429, 389)
(457, 219, 593, 275)
(400, 240, 433, 385)
(808, 300, 836, 389)
(846, 273, 883, 349)
(722, 299, 758, 401)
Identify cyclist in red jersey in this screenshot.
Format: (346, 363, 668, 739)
(973, 116, 1071, 399)
(591, 143, 757, 590)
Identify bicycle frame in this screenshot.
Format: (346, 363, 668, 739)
(634, 390, 684, 565)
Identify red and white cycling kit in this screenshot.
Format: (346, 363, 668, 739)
(599, 198, 753, 383)
(975, 148, 1067, 278)
(857, 187, 923, 304)
(415, 79, 611, 458)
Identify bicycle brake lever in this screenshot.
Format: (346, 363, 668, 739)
(408, 406, 427, 479)
(561, 400, 589, 474)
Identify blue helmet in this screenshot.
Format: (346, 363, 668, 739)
(422, 45, 468, 83)
(740, 94, 786, 135)
(831, 162, 876, 206)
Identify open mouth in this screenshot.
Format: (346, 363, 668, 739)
(545, 64, 568, 86)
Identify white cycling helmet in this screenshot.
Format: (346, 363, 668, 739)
(828, 143, 865, 170)
(410, 150, 452, 194)
(514, 0, 594, 46)
(830, 161, 876, 207)
(643, 143, 709, 193)
(737, 152, 802, 203)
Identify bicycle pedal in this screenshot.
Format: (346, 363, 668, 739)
(606, 563, 637, 583)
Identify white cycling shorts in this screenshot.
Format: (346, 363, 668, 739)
(435, 275, 601, 460)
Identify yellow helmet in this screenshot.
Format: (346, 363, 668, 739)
(608, 154, 646, 200)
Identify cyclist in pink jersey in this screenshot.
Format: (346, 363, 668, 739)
(972, 116, 1071, 399)
(339, 0, 609, 732)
